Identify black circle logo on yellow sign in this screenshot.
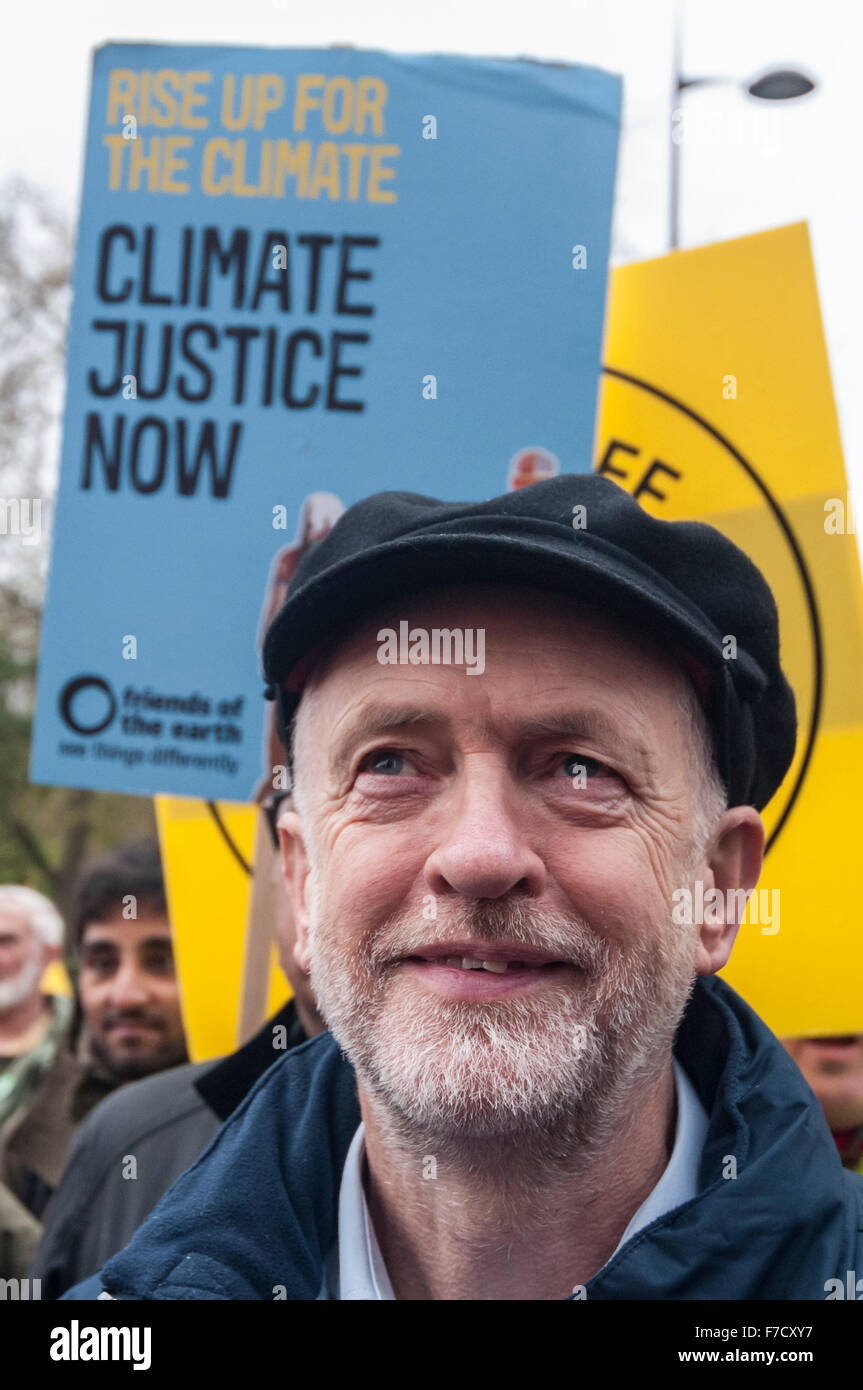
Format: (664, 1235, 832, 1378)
(597, 367, 823, 854)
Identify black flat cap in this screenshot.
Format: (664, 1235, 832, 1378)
(262, 474, 796, 810)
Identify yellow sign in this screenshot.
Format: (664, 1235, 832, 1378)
(40, 961, 72, 996)
(155, 796, 287, 1061)
(598, 222, 863, 1036)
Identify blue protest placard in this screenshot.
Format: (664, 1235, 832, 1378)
(30, 43, 620, 800)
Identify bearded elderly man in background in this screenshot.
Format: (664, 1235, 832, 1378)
(67, 475, 863, 1301)
(0, 886, 68, 1278)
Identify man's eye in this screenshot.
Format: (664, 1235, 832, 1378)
(559, 755, 610, 780)
(365, 750, 411, 775)
(143, 953, 175, 976)
(84, 957, 116, 975)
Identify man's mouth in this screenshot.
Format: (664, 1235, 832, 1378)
(409, 941, 566, 968)
(441, 957, 524, 974)
(104, 1018, 162, 1037)
(400, 943, 573, 996)
(411, 955, 562, 975)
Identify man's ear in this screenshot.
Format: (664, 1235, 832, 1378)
(695, 806, 765, 977)
(279, 810, 312, 973)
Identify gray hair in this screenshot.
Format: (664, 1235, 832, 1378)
(0, 885, 64, 948)
(677, 681, 727, 861)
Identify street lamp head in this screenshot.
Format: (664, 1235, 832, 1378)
(747, 69, 816, 101)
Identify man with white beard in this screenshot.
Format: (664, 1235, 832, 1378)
(66, 475, 863, 1301)
(0, 886, 69, 1278)
(0, 887, 68, 1131)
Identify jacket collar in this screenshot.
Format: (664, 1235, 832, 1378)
(194, 1000, 304, 1123)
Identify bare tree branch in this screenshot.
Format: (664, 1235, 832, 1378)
(10, 817, 59, 889)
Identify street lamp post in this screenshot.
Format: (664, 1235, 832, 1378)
(670, 57, 816, 250)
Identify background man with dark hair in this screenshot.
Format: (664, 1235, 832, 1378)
(34, 799, 324, 1297)
(0, 838, 187, 1240)
(71, 838, 187, 1085)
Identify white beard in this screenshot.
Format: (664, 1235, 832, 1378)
(307, 888, 697, 1160)
(0, 953, 43, 1012)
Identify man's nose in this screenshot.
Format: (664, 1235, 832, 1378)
(424, 760, 546, 900)
(106, 960, 151, 1009)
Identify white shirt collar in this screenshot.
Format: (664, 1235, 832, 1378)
(608, 1056, 709, 1257)
(332, 1122, 395, 1300)
(332, 1057, 708, 1299)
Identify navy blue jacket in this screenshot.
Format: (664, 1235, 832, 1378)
(63, 975, 863, 1299)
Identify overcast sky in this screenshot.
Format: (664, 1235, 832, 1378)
(1, 0, 859, 481)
